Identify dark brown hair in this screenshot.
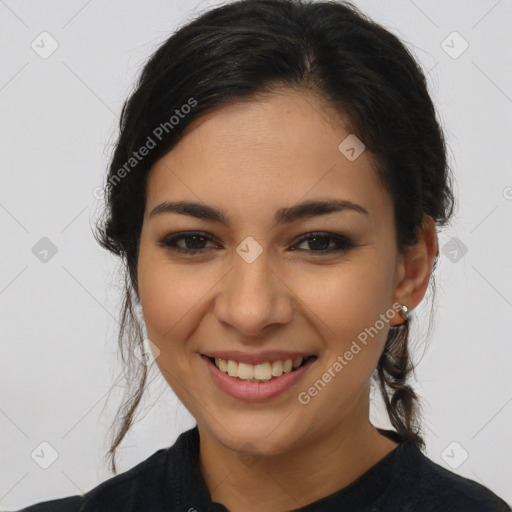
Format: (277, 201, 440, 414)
(93, 0, 455, 473)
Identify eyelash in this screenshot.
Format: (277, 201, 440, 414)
(158, 231, 357, 256)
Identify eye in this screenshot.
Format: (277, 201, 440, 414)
(158, 231, 357, 256)
(291, 232, 357, 254)
(158, 231, 218, 255)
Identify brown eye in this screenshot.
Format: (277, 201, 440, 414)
(291, 232, 356, 254)
(159, 231, 218, 255)
(158, 231, 356, 257)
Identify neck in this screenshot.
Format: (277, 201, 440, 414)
(197, 391, 399, 512)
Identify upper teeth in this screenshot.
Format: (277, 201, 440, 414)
(215, 357, 304, 381)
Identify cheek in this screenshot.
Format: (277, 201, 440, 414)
(138, 266, 205, 389)
(295, 260, 391, 328)
(141, 271, 199, 342)
(294, 268, 391, 418)
(292, 262, 392, 377)
(137, 250, 222, 354)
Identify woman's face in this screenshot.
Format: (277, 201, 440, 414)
(137, 89, 409, 455)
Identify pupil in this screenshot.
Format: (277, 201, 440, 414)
(308, 235, 329, 251)
(187, 235, 206, 249)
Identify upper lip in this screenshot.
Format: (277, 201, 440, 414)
(201, 350, 316, 365)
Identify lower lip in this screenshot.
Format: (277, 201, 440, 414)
(201, 355, 316, 401)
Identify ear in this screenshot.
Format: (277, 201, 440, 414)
(389, 215, 438, 326)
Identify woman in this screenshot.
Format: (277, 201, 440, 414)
(13, 0, 510, 510)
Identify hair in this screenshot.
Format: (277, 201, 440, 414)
(93, 0, 455, 473)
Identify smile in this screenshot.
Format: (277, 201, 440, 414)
(211, 355, 316, 382)
(201, 354, 318, 401)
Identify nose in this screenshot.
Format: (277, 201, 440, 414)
(213, 248, 293, 338)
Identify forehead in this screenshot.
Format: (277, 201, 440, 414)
(145, 90, 391, 226)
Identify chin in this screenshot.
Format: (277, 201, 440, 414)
(203, 413, 308, 457)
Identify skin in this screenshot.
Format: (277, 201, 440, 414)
(136, 88, 438, 511)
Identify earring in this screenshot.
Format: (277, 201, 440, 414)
(398, 304, 409, 319)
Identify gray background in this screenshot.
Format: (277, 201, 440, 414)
(1, 0, 511, 509)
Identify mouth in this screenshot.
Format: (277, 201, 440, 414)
(205, 355, 317, 382)
(200, 353, 318, 401)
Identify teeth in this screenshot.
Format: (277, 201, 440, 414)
(214, 356, 309, 382)
(271, 360, 283, 376)
(237, 362, 254, 380)
(283, 359, 293, 373)
(227, 360, 238, 377)
(218, 358, 228, 372)
(254, 362, 272, 381)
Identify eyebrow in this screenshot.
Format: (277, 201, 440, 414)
(149, 198, 369, 227)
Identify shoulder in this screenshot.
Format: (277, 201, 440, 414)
(8, 447, 170, 512)
(386, 441, 511, 512)
(419, 460, 511, 512)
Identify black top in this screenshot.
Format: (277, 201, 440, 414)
(10, 426, 510, 512)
